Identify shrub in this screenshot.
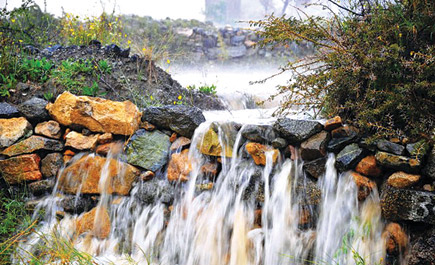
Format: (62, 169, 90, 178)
(252, 0, 434, 141)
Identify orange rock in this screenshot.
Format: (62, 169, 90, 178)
(170, 136, 191, 151)
(76, 207, 111, 239)
(355, 156, 382, 177)
(387, 171, 420, 188)
(58, 154, 140, 195)
(331, 125, 359, 138)
(324, 116, 342, 131)
(140, 121, 155, 131)
(351, 171, 376, 201)
(46, 91, 142, 136)
(64, 150, 76, 156)
(382, 222, 408, 255)
(97, 133, 113, 144)
(201, 162, 219, 176)
(35, 120, 62, 139)
(0, 117, 33, 148)
(167, 149, 192, 182)
(169, 132, 177, 143)
(65, 131, 99, 150)
(245, 142, 279, 166)
(95, 142, 123, 156)
(140, 170, 155, 181)
(0, 154, 42, 184)
(254, 209, 262, 227)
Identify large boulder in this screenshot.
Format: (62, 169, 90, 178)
(0, 154, 42, 184)
(58, 154, 140, 195)
(142, 105, 205, 138)
(18, 97, 50, 122)
(46, 91, 141, 135)
(381, 184, 435, 224)
(273, 118, 323, 144)
(2, 135, 64, 157)
(125, 129, 171, 171)
(0, 117, 33, 148)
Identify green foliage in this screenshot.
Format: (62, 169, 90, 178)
(252, 0, 435, 140)
(187, 84, 217, 95)
(98, 59, 112, 74)
(18, 57, 53, 83)
(50, 59, 93, 93)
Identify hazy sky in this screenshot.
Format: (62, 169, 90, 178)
(0, 0, 206, 20)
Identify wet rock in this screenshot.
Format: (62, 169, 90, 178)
(241, 124, 276, 143)
(382, 222, 408, 255)
(0, 154, 42, 184)
(406, 140, 430, 159)
(0, 102, 20, 118)
(65, 131, 99, 150)
(273, 118, 323, 144)
(142, 105, 205, 138)
(351, 171, 376, 201)
(300, 131, 330, 161)
(381, 185, 435, 224)
(324, 116, 342, 131)
(135, 177, 175, 205)
(28, 178, 55, 196)
(35, 120, 62, 139)
(355, 155, 382, 177)
(271, 137, 287, 149)
(0, 117, 33, 148)
(126, 129, 170, 171)
(335, 144, 365, 171)
(423, 147, 435, 179)
(408, 227, 435, 265)
(199, 128, 233, 157)
(95, 141, 123, 156)
(170, 136, 191, 152)
(41, 153, 63, 178)
(2, 135, 64, 157)
(387, 171, 420, 188)
(46, 91, 141, 135)
(76, 206, 111, 239)
(295, 176, 322, 206)
(377, 139, 405, 155)
(375, 151, 421, 173)
(167, 149, 192, 182)
(18, 97, 50, 122)
(59, 195, 94, 214)
(245, 142, 279, 166)
(140, 171, 155, 181)
(58, 154, 140, 195)
(201, 162, 219, 177)
(303, 157, 327, 179)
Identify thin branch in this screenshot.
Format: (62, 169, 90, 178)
(327, 0, 363, 16)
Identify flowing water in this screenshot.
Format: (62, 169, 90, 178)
(15, 115, 387, 264)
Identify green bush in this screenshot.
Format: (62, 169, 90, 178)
(252, 0, 434, 141)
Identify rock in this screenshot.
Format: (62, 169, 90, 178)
(351, 171, 376, 201)
(135, 177, 175, 205)
(408, 227, 435, 265)
(0, 117, 33, 148)
(381, 185, 435, 224)
(382, 222, 408, 255)
(140, 171, 155, 181)
(355, 155, 382, 177)
(303, 157, 326, 179)
(271, 138, 287, 149)
(58, 154, 140, 195)
(46, 91, 141, 135)
(295, 175, 322, 206)
(0, 154, 42, 184)
(169, 132, 177, 143)
(423, 147, 435, 179)
(227, 45, 247, 58)
(35, 120, 62, 139)
(375, 151, 421, 173)
(142, 105, 205, 138)
(335, 144, 365, 171)
(18, 97, 50, 122)
(331, 125, 359, 138)
(59, 195, 95, 214)
(406, 140, 430, 159)
(96, 142, 123, 156)
(245, 142, 279, 166)
(273, 118, 323, 144)
(140, 121, 156, 131)
(41, 153, 63, 178)
(300, 131, 330, 161)
(201, 162, 219, 177)
(324, 116, 342, 131)
(65, 131, 99, 150)
(377, 139, 405, 155)
(125, 129, 170, 171)
(167, 149, 192, 182)
(387, 171, 420, 188)
(76, 206, 111, 239)
(241, 124, 276, 143)
(327, 135, 359, 153)
(199, 128, 233, 157)
(170, 136, 191, 152)
(29, 178, 55, 196)
(2, 135, 64, 157)
(97, 133, 112, 144)
(0, 102, 20, 118)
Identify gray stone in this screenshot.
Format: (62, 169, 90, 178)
(303, 157, 327, 179)
(59, 195, 95, 214)
(300, 131, 330, 161)
(142, 105, 206, 138)
(0, 102, 20, 118)
(408, 227, 435, 265)
(327, 134, 359, 153)
(335, 143, 365, 171)
(227, 45, 247, 58)
(41, 153, 63, 178)
(381, 184, 435, 224)
(273, 118, 323, 144)
(135, 177, 175, 205)
(241, 124, 276, 143)
(2, 135, 64, 157)
(272, 137, 287, 149)
(376, 139, 405, 155)
(126, 129, 170, 171)
(18, 97, 50, 122)
(375, 151, 421, 173)
(423, 147, 435, 180)
(28, 178, 55, 196)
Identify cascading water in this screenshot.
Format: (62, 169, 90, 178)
(15, 119, 387, 265)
